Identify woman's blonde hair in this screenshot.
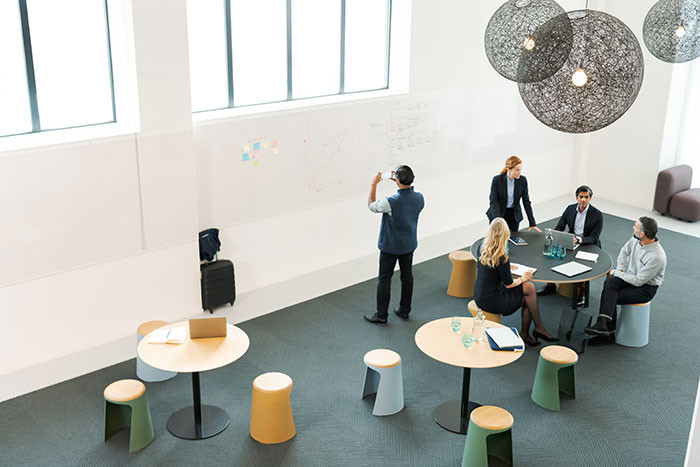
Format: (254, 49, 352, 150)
(500, 155, 522, 175)
(479, 218, 510, 268)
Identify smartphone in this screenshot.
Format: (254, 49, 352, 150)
(381, 171, 393, 180)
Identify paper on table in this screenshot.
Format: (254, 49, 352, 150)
(148, 329, 169, 344)
(551, 261, 592, 277)
(575, 251, 599, 262)
(510, 263, 537, 277)
(165, 327, 186, 344)
(148, 327, 186, 344)
(486, 327, 524, 348)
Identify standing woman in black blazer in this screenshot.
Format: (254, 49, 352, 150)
(486, 155, 541, 234)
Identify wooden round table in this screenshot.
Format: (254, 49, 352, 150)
(415, 317, 523, 434)
(137, 321, 249, 440)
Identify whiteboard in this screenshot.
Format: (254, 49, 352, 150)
(193, 87, 568, 228)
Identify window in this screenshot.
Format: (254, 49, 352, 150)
(187, 0, 392, 112)
(0, 0, 116, 139)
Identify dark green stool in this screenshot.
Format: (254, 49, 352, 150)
(104, 379, 154, 452)
(462, 405, 513, 467)
(531, 345, 578, 412)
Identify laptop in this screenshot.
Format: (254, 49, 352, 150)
(189, 317, 227, 339)
(546, 228, 580, 250)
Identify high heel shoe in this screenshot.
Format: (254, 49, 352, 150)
(533, 329, 558, 342)
(522, 335, 541, 347)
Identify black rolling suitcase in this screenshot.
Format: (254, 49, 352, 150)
(198, 228, 235, 313)
(200, 259, 236, 313)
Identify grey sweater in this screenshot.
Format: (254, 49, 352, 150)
(612, 237, 667, 287)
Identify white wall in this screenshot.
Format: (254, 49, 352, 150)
(578, 0, 674, 209)
(0, 0, 201, 401)
(0, 0, 681, 402)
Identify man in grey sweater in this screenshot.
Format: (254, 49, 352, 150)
(585, 216, 667, 339)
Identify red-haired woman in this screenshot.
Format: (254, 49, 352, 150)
(486, 155, 541, 234)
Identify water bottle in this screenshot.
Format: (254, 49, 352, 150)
(543, 229, 553, 256)
(472, 310, 486, 342)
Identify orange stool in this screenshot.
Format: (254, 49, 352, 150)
(468, 300, 501, 324)
(557, 283, 575, 298)
(250, 372, 296, 444)
(447, 251, 477, 298)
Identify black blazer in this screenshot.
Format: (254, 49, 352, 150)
(486, 173, 536, 227)
(554, 203, 604, 247)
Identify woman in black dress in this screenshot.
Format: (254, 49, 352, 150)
(474, 218, 556, 346)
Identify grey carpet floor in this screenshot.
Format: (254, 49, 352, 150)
(1, 214, 698, 467)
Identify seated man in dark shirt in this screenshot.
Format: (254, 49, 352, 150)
(539, 185, 604, 300)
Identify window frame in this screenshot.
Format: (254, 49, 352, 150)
(1, 0, 117, 139)
(191, 0, 393, 114)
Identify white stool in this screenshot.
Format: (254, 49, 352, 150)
(361, 349, 404, 416)
(616, 303, 651, 347)
(136, 321, 177, 382)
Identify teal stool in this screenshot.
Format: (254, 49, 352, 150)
(531, 345, 578, 412)
(462, 405, 513, 467)
(616, 302, 650, 347)
(104, 379, 154, 452)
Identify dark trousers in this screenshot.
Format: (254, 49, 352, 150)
(599, 276, 658, 331)
(504, 208, 519, 233)
(376, 251, 414, 318)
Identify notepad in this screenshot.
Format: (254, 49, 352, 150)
(486, 328, 525, 351)
(148, 327, 186, 344)
(486, 328, 523, 348)
(551, 261, 592, 277)
(510, 263, 537, 277)
(575, 251, 599, 263)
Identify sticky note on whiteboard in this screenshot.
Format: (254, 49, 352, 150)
(262, 141, 270, 149)
(253, 142, 261, 151)
(242, 153, 250, 161)
(242, 144, 250, 152)
(272, 147, 280, 155)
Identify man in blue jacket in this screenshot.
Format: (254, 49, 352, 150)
(365, 165, 425, 325)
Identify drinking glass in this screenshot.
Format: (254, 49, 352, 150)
(547, 245, 556, 259)
(461, 330, 473, 348)
(451, 317, 461, 332)
(557, 245, 566, 260)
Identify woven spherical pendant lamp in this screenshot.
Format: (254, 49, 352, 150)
(484, 0, 573, 83)
(643, 0, 700, 63)
(518, 9, 645, 134)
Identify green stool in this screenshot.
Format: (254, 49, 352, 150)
(531, 345, 578, 412)
(462, 405, 513, 467)
(104, 379, 154, 452)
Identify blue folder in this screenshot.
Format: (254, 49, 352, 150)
(486, 327, 525, 351)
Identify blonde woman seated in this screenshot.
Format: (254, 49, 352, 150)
(474, 218, 557, 346)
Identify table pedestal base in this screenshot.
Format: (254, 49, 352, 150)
(167, 405, 229, 439)
(433, 400, 481, 434)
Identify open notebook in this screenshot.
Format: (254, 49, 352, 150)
(485, 327, 524, 351)
(148, 327, 186, 344)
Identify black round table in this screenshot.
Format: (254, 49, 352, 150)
(470, 230, 613, 353)
(470, 230, 613, 286)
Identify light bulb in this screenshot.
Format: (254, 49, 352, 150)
(523, 37, 536, 51)
(572, 68, 588, 87)
(676, 25, 686, 38)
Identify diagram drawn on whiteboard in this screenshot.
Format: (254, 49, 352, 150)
(303, 128, 347, 192)
(240, 137, 280, 167)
